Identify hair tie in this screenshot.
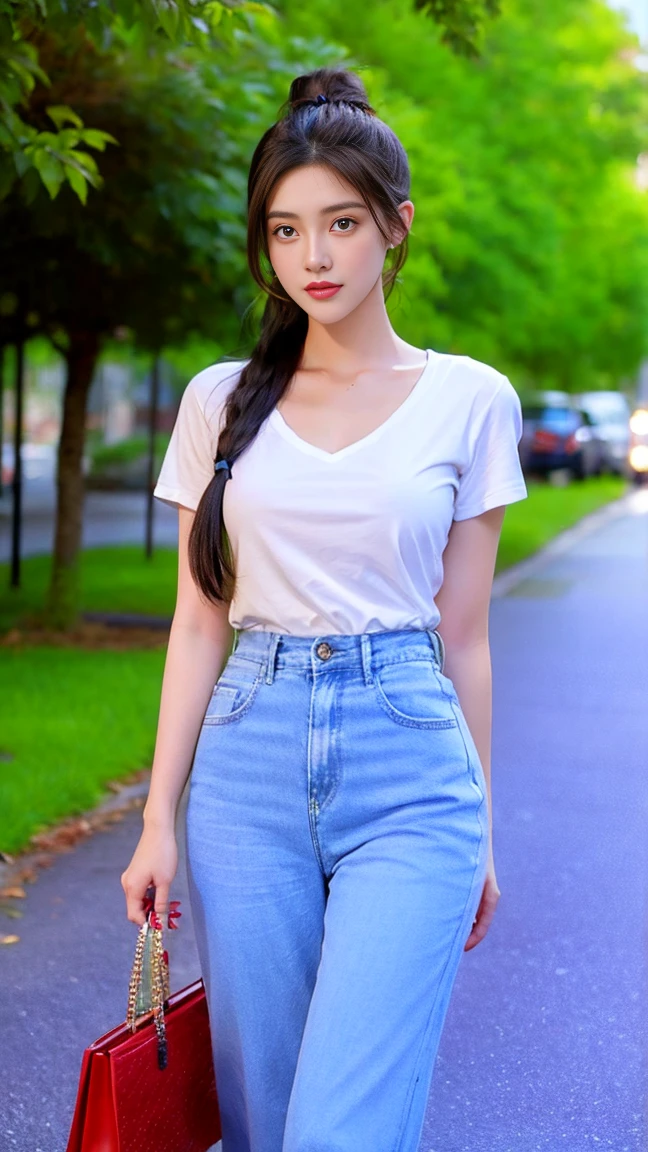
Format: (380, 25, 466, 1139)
(316, 93, 329, 104)
(214, 458, 232, 479)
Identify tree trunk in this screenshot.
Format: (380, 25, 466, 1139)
(45, 332, 100, 630)
(145, 352, 161, 560)
(10, 335, 25, 588)
(0, 344, 5, 500)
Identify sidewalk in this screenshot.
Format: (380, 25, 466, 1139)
(0, 482, 179, 563)
(1, 780, 205, 1151)
(1, 489, 647, 1151)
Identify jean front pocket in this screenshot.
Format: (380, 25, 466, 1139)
(202, 656, 263, 725)
(372, 657, 459, 730)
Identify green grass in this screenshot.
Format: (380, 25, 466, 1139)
(0, 645, 167, 853)
(495, 474, 627, 572)
(0, 545, 178, 633)
(0, 473, 629, 854)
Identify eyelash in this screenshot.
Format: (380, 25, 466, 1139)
(271, 217, 358, 239)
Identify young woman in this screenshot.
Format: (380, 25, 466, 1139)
(121, 67, 527, 1152)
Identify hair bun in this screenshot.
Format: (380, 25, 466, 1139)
(287, 68, 375, 116)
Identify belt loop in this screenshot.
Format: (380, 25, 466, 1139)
(360, 633, 374, 686)
(426, 627, 445, 674)
(264, 633, 281, 685)
(436, 629, 446, 674)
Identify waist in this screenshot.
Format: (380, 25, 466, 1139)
(232, 627, 446, 681)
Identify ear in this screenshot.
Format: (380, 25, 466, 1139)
(390, 200, 415, 248)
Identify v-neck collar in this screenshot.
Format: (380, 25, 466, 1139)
(269, 349, 435, 463)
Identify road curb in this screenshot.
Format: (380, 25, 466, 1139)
(0, 772, 151, 894)
(82, 611, 172, 629)
(491, 489, 640, 598)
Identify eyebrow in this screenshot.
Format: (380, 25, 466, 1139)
(266, 201, 367, 221)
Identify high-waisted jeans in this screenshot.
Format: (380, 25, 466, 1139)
(185, 627, 490, 1152)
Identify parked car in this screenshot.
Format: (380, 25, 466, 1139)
(1, 442, 58, 486)
(519, 391, 605, 480)
(628, 406, 648, 485)
(572, 391, 631, 476)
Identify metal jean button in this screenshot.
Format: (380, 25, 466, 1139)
(316, 642, 333, 661)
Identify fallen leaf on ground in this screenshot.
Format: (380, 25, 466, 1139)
(0, 903, 23, 918)
(0, 622, 169, 650)
(0, 886, 26, 899)
(0, 773, 150, 892)
(1, 934, 20, 945)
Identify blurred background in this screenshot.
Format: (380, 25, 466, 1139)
(2, 0, 648, 964)
(1, 4, 648, 1149)
(3, 0, 648, 627)
(3, 1, 648, 582)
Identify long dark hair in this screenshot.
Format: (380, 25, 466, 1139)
(188, 66, 412, 603)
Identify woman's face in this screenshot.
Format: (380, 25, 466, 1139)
(265, 163, 413, 321)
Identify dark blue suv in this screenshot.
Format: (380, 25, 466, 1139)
(519, 392, 605, 480)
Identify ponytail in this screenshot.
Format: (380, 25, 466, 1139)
(188, 65, 410, 602)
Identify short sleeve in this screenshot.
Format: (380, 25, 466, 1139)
(153, 378, 217, 511)
(453, 377, 528, 521)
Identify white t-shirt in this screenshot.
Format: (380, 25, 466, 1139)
(153, 349, 528, 635)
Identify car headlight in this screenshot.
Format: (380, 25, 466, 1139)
(629, 445, 648, 472)
(629, 409, 648, 436)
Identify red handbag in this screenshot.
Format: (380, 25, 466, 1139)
(66, 894, 222, 1152)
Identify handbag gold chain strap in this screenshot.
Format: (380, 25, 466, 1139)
(126, 913, 173, 1070)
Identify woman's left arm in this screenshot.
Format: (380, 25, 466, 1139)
(434, 504, 507, 951)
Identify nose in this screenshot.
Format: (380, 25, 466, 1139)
(305, 235, 333, 273)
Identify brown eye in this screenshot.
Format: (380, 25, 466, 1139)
(332, 217, 357, 232)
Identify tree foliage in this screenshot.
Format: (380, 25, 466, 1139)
(278, 0, 648, 389)
(0, 0, 266, 200)
(0, 18, 281, 626)
(0, 0, 502, 201)
(2, 0, 647, 630)
(413, 0, 500, 55)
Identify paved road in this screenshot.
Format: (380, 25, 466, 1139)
(424, 489, 648, 1152)
(0, 478, 179, 562)
(1, 490, 647, 1151)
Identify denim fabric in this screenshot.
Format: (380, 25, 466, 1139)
(186, 627, 489, 1152)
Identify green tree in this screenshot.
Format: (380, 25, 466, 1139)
(279, 0, 648, 389)
(0, 0, 265, 201)
(0, 22, 266, 627)
(0, 0, 502, 201)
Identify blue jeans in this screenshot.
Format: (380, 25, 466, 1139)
(186, 627, 489, 1152)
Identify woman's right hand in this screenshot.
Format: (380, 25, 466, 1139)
(120, 823, 178, 927)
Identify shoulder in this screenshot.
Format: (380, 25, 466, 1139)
(439, 352, 513, 407)
(182, 357, 249, 432)
(432, 352, 522, 436)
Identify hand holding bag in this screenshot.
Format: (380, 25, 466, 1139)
(65, 888, 222, 1152)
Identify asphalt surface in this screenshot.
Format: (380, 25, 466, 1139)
(1, 489, 647, 1151)
(423, 489, 648, 1152)
(0, 478, 179, 562)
